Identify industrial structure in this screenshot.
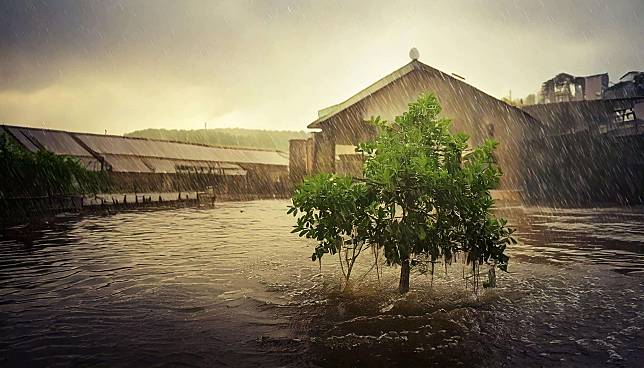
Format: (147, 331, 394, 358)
(538, 70, 643, 104)
(520, 97, 644, 204)
(0, 125, 289, 196)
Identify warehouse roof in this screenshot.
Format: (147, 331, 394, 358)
(1, 124, 288, 174)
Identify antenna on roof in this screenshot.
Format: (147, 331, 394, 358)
(409, 47, 420, 60)
(451, 73, 466, 81)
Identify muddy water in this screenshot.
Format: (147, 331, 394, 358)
(0, 201, 642, 367)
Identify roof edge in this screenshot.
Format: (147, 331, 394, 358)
(0, 123, 287, 154)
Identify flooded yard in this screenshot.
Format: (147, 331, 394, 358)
(1, 200, 643, 367)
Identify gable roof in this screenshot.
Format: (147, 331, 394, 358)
(307, 60, 535, 129)
(620, 71, 641, 81)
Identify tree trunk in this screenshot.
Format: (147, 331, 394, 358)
(399, 259, 410, 293)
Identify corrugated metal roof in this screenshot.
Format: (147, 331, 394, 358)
(75, 157, 103, 171)
(8, 126, 95, 156)
(74, 133, 288, 166)
(1, 124, 288, 174)
(4, 126, 42, 152)
(103, 155, 153, 173)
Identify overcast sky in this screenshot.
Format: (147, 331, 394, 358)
(1, 0, 642, 134)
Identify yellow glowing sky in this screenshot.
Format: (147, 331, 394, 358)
(1, 0, 642, 134)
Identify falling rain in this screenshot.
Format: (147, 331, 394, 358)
(1, 1, 643, 367)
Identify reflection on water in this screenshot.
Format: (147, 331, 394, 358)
(504, 207, 644, 276)
(0, 201, 642, 367)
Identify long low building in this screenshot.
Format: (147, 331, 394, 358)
(0, 124, 290, 195)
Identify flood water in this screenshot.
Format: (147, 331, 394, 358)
(1, 200, 643, 367)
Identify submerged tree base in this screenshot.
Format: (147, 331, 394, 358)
(399, 259, 410, 294)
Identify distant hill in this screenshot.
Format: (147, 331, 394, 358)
(125, 128, 309, 152)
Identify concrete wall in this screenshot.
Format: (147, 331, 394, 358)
(289, 139, 307, 185)
(584, 74, 608, 100)
(311, 131, 335, 174)
(520, 98, 644, 205)
(336, 154, 364, 178)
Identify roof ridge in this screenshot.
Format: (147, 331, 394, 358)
(310, 61, 419, 126)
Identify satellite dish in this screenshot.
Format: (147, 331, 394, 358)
(409, 47, 420, 60)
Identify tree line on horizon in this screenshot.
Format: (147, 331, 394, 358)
(125, 128, 309, 152)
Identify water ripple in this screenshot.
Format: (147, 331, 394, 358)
(0, 201, 642, 367)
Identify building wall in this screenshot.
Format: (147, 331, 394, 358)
(311, 130, 335, 174)
(522, 132, 644, 205)
(314, 68, 542, 190)
(520, 98, 644, 205)
(289, 139, 307, 186)
(523, 98, 644, 137)
(584, 74, 608, 100)
(107, 164, 288, 196)
(306, 138, 314, 176)
(336, 154, 364, 178)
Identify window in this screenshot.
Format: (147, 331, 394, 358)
(614, 108, 635, 123)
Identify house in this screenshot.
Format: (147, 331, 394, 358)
(603, 71, 644, 99)
(289, 56, 543, 191)
(539, 73, 609, 104)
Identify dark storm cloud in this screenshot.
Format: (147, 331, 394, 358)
(0, 0, 642, 133)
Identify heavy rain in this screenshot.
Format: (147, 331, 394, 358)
(1, 1, 643, 367)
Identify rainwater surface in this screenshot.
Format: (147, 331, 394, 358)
(1, 200, 643, 367)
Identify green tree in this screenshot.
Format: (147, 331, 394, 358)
(524, 94, 536, 105)
(289, 174, 375, 289)
(289, 93, 514, 293)
(0, 133, 108, 198)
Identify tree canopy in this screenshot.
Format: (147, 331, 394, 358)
(0, 134, 108, 198)
(289, 93, 514, 293)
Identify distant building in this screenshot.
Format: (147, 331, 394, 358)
(519, 97, 644, 205)
(539, 73, 608, 104)
(289, 58, 542, 190)
(0, 124, 289, 196)
(523, 97, 644, 137)
(603, 71, 644, 99)
(583, 74, 609, 100)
